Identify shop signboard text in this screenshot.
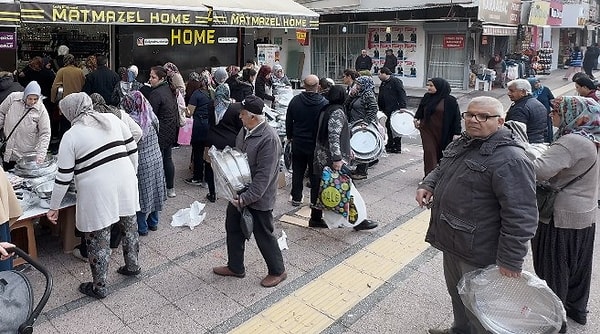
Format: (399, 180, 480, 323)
(0, 32, 16, 49)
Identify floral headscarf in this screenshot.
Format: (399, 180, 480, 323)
(351, 76, 375, 97)
(122, 90, 158, 136)
(553, 96, 600, 145)
(189, 72, 200, 82)
(58, 92, 112, 130)
(164, 62, 179, 76)
(90, 93, 121, 118)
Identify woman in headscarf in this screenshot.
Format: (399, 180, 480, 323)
(185, 72, 202, 104)
(0, 81, 51, 170)
(344, 75, 378, 180)
(255, 65, 274, 106)
(413, 78, 461, 176)
(528, 77, 555, 143)
(111, 66, 143, 107)
(531, 96, 600, 331)
(46, 92, 141, 299)
(163, 62, 185, 94)
(145, 66, 178, 198)
(213, 67, 231, 125)
(184, 72, 212, 187)
(122, 91, 166, 235)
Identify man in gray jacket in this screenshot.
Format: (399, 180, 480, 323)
(416, 96, 538, 334)
(213, 95, 287, 288)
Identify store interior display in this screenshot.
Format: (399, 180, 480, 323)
(17, 24, 109, 69)
(533, 48, 552, 75)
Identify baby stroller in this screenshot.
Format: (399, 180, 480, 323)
(0, 247, 53, 334)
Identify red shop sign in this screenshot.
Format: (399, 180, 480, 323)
(443, 35, 465, 49)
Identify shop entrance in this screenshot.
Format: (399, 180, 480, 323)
(425, 34, 467, 89)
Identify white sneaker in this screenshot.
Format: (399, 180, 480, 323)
(72, 248, 87, 262)
(167, 188, 176, 198)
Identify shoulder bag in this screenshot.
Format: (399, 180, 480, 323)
(536, 160, 596, 219)
(0, 107, 34, 156)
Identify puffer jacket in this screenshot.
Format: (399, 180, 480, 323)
(0, 74, 23, 104)
(419, 127, 538, 272)
(147, 82, 178, 150)
(0, 92, 51, 162)
(506, 95, 548, 143)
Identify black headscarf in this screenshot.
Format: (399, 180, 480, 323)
(417, 78, 451, 120)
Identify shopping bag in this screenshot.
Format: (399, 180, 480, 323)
(177, 117, 193, 146)
(315, 166, 352, 218)
(322, 180, 367, 228)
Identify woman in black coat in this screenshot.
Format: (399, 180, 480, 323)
(230, 68, 255, 103)
(255, 65, 274, 105)
(146, 66, 178, 197)
(413, 77, 461, 177)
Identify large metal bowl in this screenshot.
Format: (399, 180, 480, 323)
(34, 180, 54, 199)
(17, 154, 56, 170)
(208, 146, 252, 200)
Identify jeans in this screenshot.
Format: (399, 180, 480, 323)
(136, 211, 159, 234)
(161, 145, 175, 189)
(0, 222, 12, 271)
(291, 149, 314, 202)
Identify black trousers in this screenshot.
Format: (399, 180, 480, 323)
(291, 149, 314, 202)
(191, 141, 207, 181)
(205, 162, 215, 196)
(532, 219, 595, 319)
(385, 115, 402, 150)
(225, 203, 285, 276)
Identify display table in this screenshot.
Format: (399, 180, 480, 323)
(10, 193, 77, 266)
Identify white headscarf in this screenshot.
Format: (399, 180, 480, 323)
(58, 92, 112, 130)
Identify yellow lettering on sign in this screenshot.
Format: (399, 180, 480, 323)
(53, 9, 67, 21)
(170, 29, 216, 46)
(106, 11, 115, 22)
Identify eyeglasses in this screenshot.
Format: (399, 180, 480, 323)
(461, 112, 501, 122)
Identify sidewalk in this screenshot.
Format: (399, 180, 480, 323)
(19, 68, 597, 334)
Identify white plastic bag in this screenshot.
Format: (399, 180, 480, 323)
(170, 201, 207, 230)
(322, 180, 367, 229)
(458, 265, 566, 334)
(277, 230, 288, 250)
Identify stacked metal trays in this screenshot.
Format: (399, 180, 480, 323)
(349, 121, 384, 163)
(13, 154, 58, 178)
(208, 146, 251, 200)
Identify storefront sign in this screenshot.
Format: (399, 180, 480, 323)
(562, 2, 589, 27)
(478, 0, 521, 25)
(0, 32, 16, 49)
(20, 2, 211, 25)
(170, 29, 215, 46)
(0, 2, 20, 26)
(296, 29, 309, 46)
(528, 1, 550, 26)
(443, 35, 465, 48)
(547, 0, 563, 26)
(136, 37, 169, 46)
(217, 37, 238, 44)
(19, 2, 319, 29)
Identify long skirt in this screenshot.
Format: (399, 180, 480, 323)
(531, 219, 595, 321)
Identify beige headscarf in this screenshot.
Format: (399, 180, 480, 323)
(58, 92, 112, 130)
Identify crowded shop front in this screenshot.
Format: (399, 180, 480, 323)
(13, 0, 319, 76)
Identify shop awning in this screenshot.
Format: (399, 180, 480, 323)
(202, 0, 320, 29)
(17, 0, 319, 29)
(482, 24, 518, 36)
(19, 0, 211, 26)
(0, 1, 20, 26)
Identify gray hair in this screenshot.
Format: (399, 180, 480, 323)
(468, 96, 506, 118)
(507, 79, 532, 95)
(250, 113, 265, 122)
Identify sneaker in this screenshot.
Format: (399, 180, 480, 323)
(184, 178, 203, 186)
(206, 193, 216, 203)
(167, 188, 176, 198)
(291, 199, 302, 207)
(350, 173, 368, 180)
(72, 248, 88, 262)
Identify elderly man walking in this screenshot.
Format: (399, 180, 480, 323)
(355, 49, 373, 72)
(506, 79, 549, 143)
(285, 74, 328, 207)
(417, 96, 539, 334)
(213, 96, 287, 288)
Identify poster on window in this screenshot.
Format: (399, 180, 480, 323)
(367, 26, 419, 78)
(256, 44, 281, 67)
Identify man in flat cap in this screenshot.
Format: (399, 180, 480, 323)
(212, 95, 287, 288)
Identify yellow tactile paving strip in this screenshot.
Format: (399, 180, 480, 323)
(231, 210, 432, 334)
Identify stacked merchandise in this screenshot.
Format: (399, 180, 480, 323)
(536, 48, 552, 75)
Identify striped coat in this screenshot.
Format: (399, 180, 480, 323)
(50, 114, 140, 232)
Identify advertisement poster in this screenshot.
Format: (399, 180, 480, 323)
(256, 44, 281, 66)
(0, 32, 16, 50)
(367, 26, 419, 78)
